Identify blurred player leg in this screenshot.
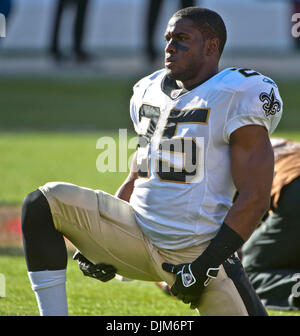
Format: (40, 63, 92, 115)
(73, 0, 90, 62)
(145, 0, 163, 63)
(195, 256, 267, 316)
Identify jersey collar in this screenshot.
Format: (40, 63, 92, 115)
(161, 72, 220, 100)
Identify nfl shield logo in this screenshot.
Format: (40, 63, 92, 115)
(184, 274, 192, 282)
(171, 89, 182, 99)
(182, 266, 196, 287)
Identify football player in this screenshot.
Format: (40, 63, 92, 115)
(22, 7, 282, 316)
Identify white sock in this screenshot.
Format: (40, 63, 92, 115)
(28, 269, 68, 316)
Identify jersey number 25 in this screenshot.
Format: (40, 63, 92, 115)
(137, 104, 209, 184)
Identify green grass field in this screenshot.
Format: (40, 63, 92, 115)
(1, 130, 300, 205)
(0, 255, 201, 316)
(1, 254, 299, 316)
(0, 77, 300, 316)
(0, 131, 135, 204)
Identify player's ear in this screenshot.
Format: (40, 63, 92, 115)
(205, 38, 219, 57)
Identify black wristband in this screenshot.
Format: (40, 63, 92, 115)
(194, 222, 244, 267)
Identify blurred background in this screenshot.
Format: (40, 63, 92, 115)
(0, 0, 300, 316)
(0, 0, 299, 78)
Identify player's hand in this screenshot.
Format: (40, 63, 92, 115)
(73, 251, 117, 282)
(162, 260, 219, 309)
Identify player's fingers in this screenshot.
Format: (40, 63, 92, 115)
(102, 264, 117, 273)
(182, 297, 191, 304)
(177, 293, 193, 304)
(73, 252, 91, 264)
(162, 263, 175, 273)
(96, 264, 116, 274)
(94, 268, 114, 280)
(162, 263, 180, 274)
(170, 286, 178, 297)
(190, 303, 198, 310)
(81, 269, 90, 277)
(100, 273, 116, 282)
(78, 261, 89, 272)
(177, 293, 191, 304)
(190, 298, 201, 310)
(176, 293, 184, 300)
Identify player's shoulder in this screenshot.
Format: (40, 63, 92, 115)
(218, 67, 280, 94)
(133, 69, 165, 94)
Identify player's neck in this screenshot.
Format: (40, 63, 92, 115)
(176, 66, 219, 90)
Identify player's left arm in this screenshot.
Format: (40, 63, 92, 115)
(224, 124, 274, 241)
(162, 124, 275, 309)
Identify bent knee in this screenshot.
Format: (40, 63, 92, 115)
(22, 189, 45, 213)
(21, 189, 51, 231)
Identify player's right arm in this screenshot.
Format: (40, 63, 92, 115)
(115, 151, 138, 202)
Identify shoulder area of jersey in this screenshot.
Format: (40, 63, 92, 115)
(132, 69, 165, 92)
(218, 67, 279, 93)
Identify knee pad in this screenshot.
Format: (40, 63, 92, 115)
(22, 189, 67, 271)
(21, 189, 52, 233)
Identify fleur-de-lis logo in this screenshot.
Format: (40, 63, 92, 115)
(259, 88, 281, 117)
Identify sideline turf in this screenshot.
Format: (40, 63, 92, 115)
(0, 255, 299, 316)
(0, 255, 199, 316)
(0, 131, 136, 204)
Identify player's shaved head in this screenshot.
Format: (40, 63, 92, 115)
(172, 7, 227, 57)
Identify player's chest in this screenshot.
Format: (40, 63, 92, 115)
(137, 86, 229, 142)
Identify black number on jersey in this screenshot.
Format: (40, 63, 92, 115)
(137, 104, 160, 178)
(137, 104, 209, 183)
(230, 68, 260, 78)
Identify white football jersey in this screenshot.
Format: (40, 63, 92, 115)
(129, 67, 283, 250)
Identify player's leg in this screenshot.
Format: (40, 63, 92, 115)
(22, 181, 165, 315)
(22, 189, 69, 315)
(49, 0, 67, 61)
(40, 182, 164, 281)
(145, 0, 163, 63)
(247, 269, 300, 310)
(73, 0, 89, 61)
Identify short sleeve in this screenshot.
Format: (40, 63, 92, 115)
(224, 79, 283, 143)
(129, 69, 165, 135)
(129, 93, 139, 134)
